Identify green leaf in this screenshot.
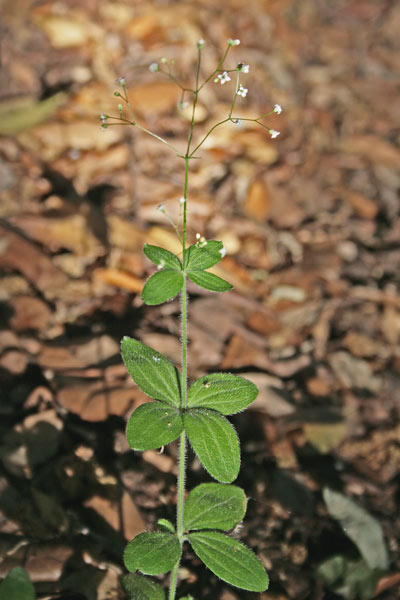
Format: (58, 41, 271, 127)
(142, 271, 184, 305)
(124, 532, 181, 576)
(0, 567, 35, 600)
(323, 488, 389, 570)
(188, 271, 232, 292)
(316, 555, 381, 600)
(184, 483, 246, 531)
(188, 373, 258, 415)
(185, 240, 224, 270)
(121, 337, 181, 407)
(188, 531, 269, 592)
(0, 93, 66, 135)
(126, 402, 183, 450)
(122, 573, 166, 600)
(157, 518, 175, 533)
(144, 244, 182, 271)
(184, 409, 240, 483)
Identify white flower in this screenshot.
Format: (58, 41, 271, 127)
(232, 118, 241, 126)
(228, 38, 240, 46)
(237, 63, 249, 73)
(197, 38, 205, 49)
(237, 85, 248, 97)
(219, 247, 227, 258)
(217, 71, 231, 85)
(157, 260, 165, 270)
(179, 196, 185, 205)
(270, 129, 280, 139)
(149, 62, 159, 72)
(274, 104, 282, 115)
(100, 112, 107, 123)
(115, 77, 125, 86)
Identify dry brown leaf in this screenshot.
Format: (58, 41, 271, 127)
(92, 268, 143, 293)
(128, 82, 180, 116)
(84, 491, 145, 540)
(243, 179, 270, 221)
(0, 226, 68, 298)
(58, 382, 142, 422)
(9, 295, 52, 332)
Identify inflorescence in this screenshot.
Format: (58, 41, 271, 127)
(100, 38, 283, 140)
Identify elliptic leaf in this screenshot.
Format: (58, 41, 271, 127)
(124, 532, 181, 575)
(122, 573, 166, 600)
(323, 488, 389, 570)
(126, 402, 183, 450)
(188, 373, 258, 415)
(185, 240, 224, 270)
(0, 567, 35, 600)
(188, 531, 269, 592)
(184, 409, 240, 483)
(316, 555, 380, 600)
(184, 483, 246, 531)
(188, 271, 232, 293)
(144, 244, 182, 271)
(121, 337, 181, 407)
(142, 271, 184, 305)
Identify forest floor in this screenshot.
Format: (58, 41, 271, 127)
(0, 0, 400, 598)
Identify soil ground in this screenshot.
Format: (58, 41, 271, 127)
(0, 1, 399, 599)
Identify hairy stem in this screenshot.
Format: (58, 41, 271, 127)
(169, 430, 187, 600)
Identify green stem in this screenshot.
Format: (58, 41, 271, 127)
(169, 430, 187, 600)
(169, 46, 195, 594)
(188, 117, 229, 158)
(182, 156, 189, 249)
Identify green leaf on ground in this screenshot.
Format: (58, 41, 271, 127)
(0, 93, 66, 135)
(185, 240, 224, 270)
(142, 270, 184, 305)
(126, 402, 183, 450)
(122, 573, 166, 600)
(187, 271, 232, 292)
(184, 483, 246, 531)
(316, 554, 381, 600)
(323, 488, 389, 570)
(0, 567, 35, 600)
(184, 409, 240, 483)
(124, 532, 181, 575)
(121, 337, 181, 407)
(188, 373, 258, 415)
(188, 531, 269, 592)
(144, 244, 182, 271)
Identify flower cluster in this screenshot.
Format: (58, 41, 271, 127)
(195, 233, 207, 248)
